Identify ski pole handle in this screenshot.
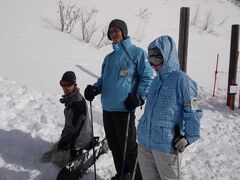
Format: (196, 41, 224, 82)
(174, 125, 180, 137)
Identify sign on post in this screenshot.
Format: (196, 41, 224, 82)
(229, 84, 238, 111)
(229, 84, 238, 95)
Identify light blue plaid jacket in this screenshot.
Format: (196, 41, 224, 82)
(137, 36, 203, 153)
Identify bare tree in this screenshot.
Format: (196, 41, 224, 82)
(201, 11, 226, 35)
(58, 1, 65, 31)
(202, 11, 214, 31)
(190, 7, 227, 36)
(57, 1, 80, 33)
(191, 4, 200, 26)
(85, 21, 98, 43)
(136, 7, 151, 19)
(79, 7, 98, 42)
(97, 26, 111, 48)
(229, 0, 240, 7)
(65, 5, 80, 32)
(216, 17, 227, 26)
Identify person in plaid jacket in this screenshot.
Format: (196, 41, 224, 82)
(137, 35, 203, 180)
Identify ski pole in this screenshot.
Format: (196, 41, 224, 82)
(174, 125, 181, 180)
(120, 112, 131, 180)
(131, 156, 138, 180)
(177, 150, 180, 180)
(76, 64, 99, 79)
(90, 101, 97, 180)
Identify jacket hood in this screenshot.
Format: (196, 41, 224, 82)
(148, 35, 179, 74)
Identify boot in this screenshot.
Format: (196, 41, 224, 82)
(111, 173, 131, 180)
(124, 173, 132, 180)
(111, 174, 118, 180)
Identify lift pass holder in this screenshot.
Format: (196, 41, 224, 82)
(119, 68, 129, 77)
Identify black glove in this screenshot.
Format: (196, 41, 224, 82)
(84, 85, 98, 101)
(124, 94, 144, 111)
(57, 140, 69, 150)
(172, 125, 189, 153)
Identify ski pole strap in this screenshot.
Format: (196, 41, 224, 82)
(121, 43, 140, 94)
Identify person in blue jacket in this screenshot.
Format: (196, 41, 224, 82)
(137, 35, 203, 180)
(84, 19, 153, 180)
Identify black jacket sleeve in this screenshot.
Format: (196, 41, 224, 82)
(71, 100, 86, 126)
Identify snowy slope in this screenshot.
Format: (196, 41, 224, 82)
(0, 77, 239, 180)
(0, 0, 240, 179)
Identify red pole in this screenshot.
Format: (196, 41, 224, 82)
(213, 54, 219, 97)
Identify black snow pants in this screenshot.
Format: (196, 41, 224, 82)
(103, 110, 142, 180)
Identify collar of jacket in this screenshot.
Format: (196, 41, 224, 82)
(157, 67, 178, 76)
(112, 37, 132, 51)
(157, 71, 169, 81)
(60, 87, 80, 105)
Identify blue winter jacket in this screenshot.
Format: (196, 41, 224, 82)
(137, 36, 203, 153)
(94, 37, 153, 112)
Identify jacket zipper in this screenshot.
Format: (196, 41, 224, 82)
(149, 74, 164, 141)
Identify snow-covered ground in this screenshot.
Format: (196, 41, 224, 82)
(0, 0, 240, 179)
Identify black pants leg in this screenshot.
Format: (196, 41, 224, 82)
(103, 110, 142, 180)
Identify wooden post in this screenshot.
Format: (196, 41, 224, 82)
(178, 7, 190, 73)
(238, 90, 240, 109)
(227, 25, 239, 110)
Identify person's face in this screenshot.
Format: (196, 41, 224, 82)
(148, 56, 164, 71)
(60, 80, 75, 95)
(109, 27, 124, 43)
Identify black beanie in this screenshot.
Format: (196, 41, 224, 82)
(61, 71, 76, 82)
(107, 19, 128, 40)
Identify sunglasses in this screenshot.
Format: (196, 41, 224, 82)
(60, 80, 75, 87)
(109, 28, 121, 35)
(148, 56, 164, 67)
